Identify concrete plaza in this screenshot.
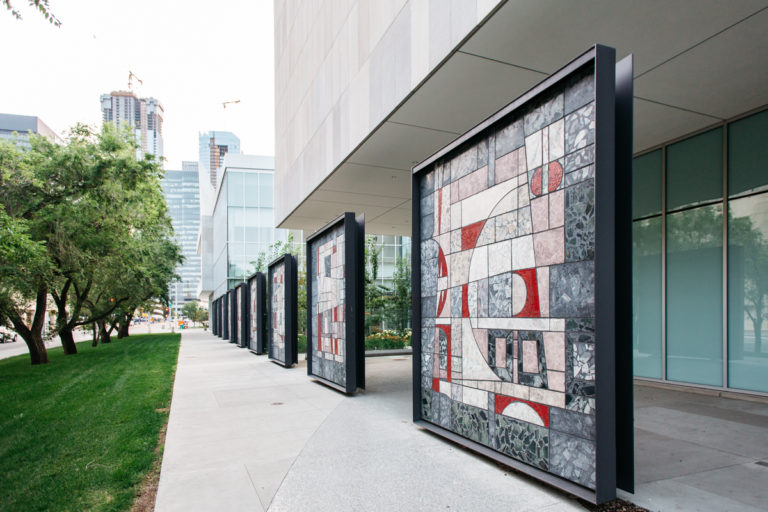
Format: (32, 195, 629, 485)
(155, 329, 768, 512)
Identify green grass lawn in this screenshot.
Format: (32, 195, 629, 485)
(0, 333, 180, 512)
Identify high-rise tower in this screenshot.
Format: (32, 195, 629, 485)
(100, 91, 164, 161)
(198, 131, 240, 189)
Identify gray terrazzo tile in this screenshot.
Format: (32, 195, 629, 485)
(494, 415, 549, 470)
(565, 102, 595, 154)
(564, 145, 594, 173)
(550, 261, 595, 318)
(565, 70, 595, 114)
(524, 93, 564, 136)
(550, 431, 596, 489)
(565, 181, 595, 262)
(420, 169, 435, 198)
(421, 389, 432, 421)
(477, 138, 489, 168)
(451, 145, 478, 182)
(550, 408, 596, 440)
(495, 118, 524, 157)
(452, 401, 490, 445)
(421, 213, 434, 239)
(489, 272, 512, 318)
(420, 192, 434, 216)
(421, 258, 437, 297)
(438, 393, 452, 429)
(564, 164, 593, 187)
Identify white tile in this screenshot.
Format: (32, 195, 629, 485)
(512, 234, 535, 270)
(487, 240, 511, 276)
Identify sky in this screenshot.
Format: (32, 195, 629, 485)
(0, 0, 275, 170)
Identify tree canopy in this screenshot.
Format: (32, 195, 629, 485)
(0, 124, 181, 363)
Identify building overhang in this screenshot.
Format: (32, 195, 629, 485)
(278, 0, 768, 236)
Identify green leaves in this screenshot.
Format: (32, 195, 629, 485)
(0, 123, 181, 357)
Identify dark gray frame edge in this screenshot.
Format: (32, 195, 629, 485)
(267, 253, 298, 367)
(593, 44, 617, 504)
(614, 54, 635, 493)
(229, 288, 237, 344)
(222, 292, 229, 340)
(237, 283, 249, 348)
(410, 44, 632, 505)
(305, 212, 366, 394)
(247, 272, 268, 354)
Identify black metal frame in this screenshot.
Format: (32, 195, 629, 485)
(228, 288, 237, 344)
(236, 283, 248, 348)
(410, 45, 633, 504)
(305, 212, 365, 394)
(211, 298, 216, 336)
(247, 272, 267, 354)
(267, 254, 298, 367)
(222, 293, 229, 340)
(217, 297, 223, 338)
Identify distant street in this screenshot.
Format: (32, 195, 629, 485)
(0, 322, 192, 361)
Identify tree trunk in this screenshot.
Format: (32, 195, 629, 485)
(99, 320, 112, 344)
(22, 330, 49, 365)
(9, 284, 50, 364)
(117, 313, 132, 339)
(92, 322, 99, 347)
(59, 327, 78, 355)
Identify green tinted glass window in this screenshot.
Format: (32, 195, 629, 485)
(666, 204, 723, 386)
(633, 150, 662, 219)
(728, 110, 768, 197)
(666, 128, 723, 210)
(633, 218, 662, 378)
(728, 194, 768, 392)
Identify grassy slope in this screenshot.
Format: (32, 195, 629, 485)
(0, 333, 180, 512)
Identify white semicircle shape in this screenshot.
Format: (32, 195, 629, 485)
(501, 401, 545, 427)
(461, 318, 502, 382)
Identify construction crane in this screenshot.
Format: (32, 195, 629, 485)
(222, 100, 241, 109)
(128, 71, 143, 90)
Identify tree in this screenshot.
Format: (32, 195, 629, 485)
(181, 302, 198, 323)
(2, 0, 60, 26)
(0, 124, 181, 363)
(382, 256, 411, 332)
(364, 236, 387, 334)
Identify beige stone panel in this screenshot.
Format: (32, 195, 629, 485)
(543, 331, 565, 371)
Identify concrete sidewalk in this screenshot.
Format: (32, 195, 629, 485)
(156, 329, 768, 512)
(155, 330, 584, 511)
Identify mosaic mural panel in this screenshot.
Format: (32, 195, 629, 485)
(249, 273, 266, 354)
(268, 255, 297, 367)
(270, 261, 286, 361)
(229, 289, 237, 344)
(307, 213, 364, 393)
(237, 284, 245, 347)
(412, 49, 630, 502)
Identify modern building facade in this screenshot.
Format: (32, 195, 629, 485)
(274, 2, 768, 397)
(204, 154, 299, 300)
(199, 131, 241, 189)
(161, 161, 201, 317)
(0, 113, 62, 146)
(369, 234, 411, 288)
(100, 91, 164, 161)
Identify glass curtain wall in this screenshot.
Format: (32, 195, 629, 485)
(632, 108, 768, 394)
(226, 171, 288, 290)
